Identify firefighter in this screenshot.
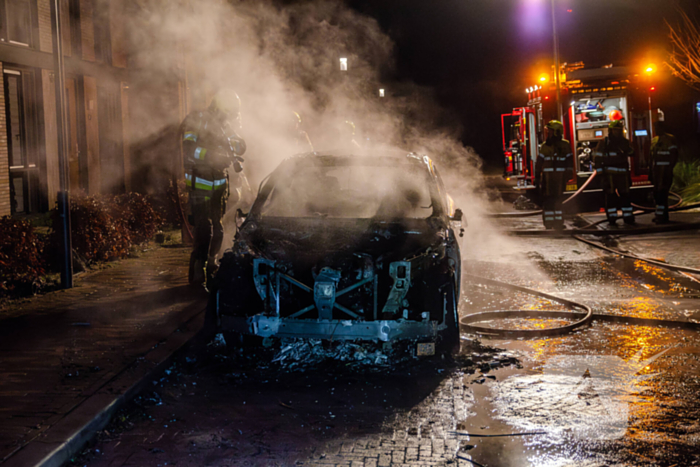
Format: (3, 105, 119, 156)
(593, 120, 635, 225)
(292, 111, 315, 152)
(534, 120, 573, 230)
(649, 121, 679, 224)
(181, 90, 246, 286)
(340, 120, 362, 152)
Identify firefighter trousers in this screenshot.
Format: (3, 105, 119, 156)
(604, 191, 634, 224)
(653, 188, 670, 222)
(542, 195, 564, 230)
(190, 189, 227, 270)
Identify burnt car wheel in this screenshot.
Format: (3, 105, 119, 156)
(437, 279, 460, 355)
(203, 294, 218, 336)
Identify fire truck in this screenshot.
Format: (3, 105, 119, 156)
(502, 63, 660, 209)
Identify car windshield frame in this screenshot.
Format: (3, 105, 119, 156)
(249, 156, 447, 220)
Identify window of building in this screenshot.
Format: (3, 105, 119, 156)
(4, 68, 39, 214)
(0, 0, 33, 46)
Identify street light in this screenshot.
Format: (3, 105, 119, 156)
(49, 0, 73, 288)
(644, 63, 657, 137)
(550, 0, 563, 123)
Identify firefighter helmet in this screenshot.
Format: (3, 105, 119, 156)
(545, 120, 564, 137)
(608, 120, 625, 129)
(209, 90, 241, 117)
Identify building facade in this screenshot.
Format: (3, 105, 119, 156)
(0, 0, 131, 216)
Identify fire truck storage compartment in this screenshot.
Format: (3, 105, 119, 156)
(572, 96, 628, 173)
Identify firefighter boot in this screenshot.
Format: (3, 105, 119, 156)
(189, 252, 205, 286)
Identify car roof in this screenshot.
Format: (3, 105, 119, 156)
(279, 153, 434, 172)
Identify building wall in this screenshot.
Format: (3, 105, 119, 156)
(0, 0, 192, 215)
(37, 0, 72, 56)
(0, 62, 10, 217)
(83, 75, 100, 193)
(37, 0, 53, 53)
(110, 0, 127, 68)
(120, 82, 131, 191)
(41, 69, 60, 209)
(80, 0, 96, 62)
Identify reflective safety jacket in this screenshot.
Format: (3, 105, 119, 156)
(650, 133, 678, 192)
(181, 109, 246, 194)
(593, 136, 633, 194)
(535, 138, 573, 197)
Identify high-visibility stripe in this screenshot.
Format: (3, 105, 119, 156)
(668, 146, 678, 150)
(544, 217, 554, 221)
(657, 151, 670, 155)
(538, 153, 545, 159)
(556, 167, 566, 172)
(609, 152, 618, 155)
(543, 168, 554, 172)
(554, 211, 562, 215)
(596, 168, 603, 173)
(194, 177, 214, 191)
(654, 161, 670, 166)
(607, 208, 617, 213)
(544, 211, 554, 215)
(183, 132, 198, 142)
(194, 147, 207, 160)
(191, 177, 227, 191)
(185, 173, 192, 187)
(555, 216, 562, 220)
(622, 207, 633, 212)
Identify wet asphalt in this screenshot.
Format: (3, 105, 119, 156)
(70, 213, 700, 467)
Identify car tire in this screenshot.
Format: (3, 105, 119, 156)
(203, 294, 219, 337)
(438, 279, 460, 355)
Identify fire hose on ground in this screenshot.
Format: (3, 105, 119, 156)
(504, 198, 700, 236)
(488, 170, 599, 218)
(460, 274, 700, 339)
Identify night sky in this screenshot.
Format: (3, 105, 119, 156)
(347, 0, 700, 167)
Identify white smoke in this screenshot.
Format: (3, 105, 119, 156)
(121, 0, 531, 269)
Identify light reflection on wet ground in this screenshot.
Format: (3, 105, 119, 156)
(459, 228, 700, 466)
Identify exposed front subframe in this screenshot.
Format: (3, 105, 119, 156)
(220, 315, 438, 342)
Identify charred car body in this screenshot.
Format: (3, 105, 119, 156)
(208, 153, 463, 354)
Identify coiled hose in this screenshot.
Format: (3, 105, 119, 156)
(460, 274, 700, 338)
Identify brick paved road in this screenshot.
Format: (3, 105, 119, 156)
(0, 245, 207, 462)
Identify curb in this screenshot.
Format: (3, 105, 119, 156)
(2, 309, 207, 467)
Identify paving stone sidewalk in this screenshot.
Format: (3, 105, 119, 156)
(0, 244, 207, 463)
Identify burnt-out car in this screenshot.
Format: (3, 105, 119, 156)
(207, 153, 464, 354)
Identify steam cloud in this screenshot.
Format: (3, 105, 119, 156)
(123, 0, 531, 270)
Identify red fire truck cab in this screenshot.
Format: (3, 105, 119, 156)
(502, 64, 659, 209)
